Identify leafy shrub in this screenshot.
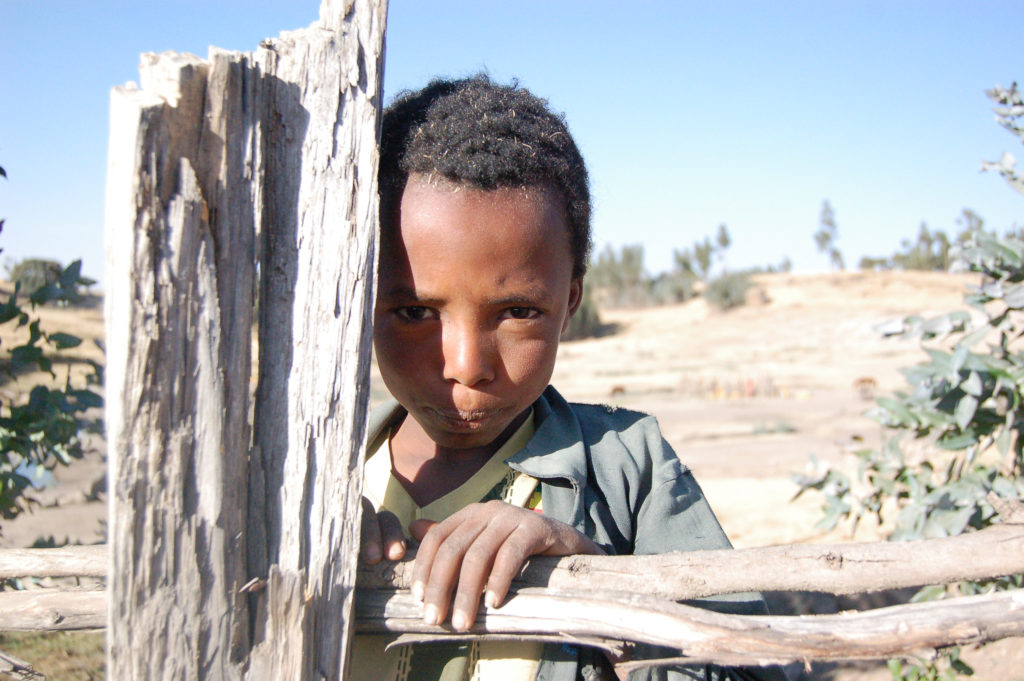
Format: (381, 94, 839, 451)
(796, 229, 1024, 679)
(5, 257, 96, 306)
(0, 260, 103, 526)
(6, 258, 63, 295)
(796, 84, 1024, 681)
(704, 270, 751, 311)
(562, 278, 605, 340)
(0, 165, 103, 533)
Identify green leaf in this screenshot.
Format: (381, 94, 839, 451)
(922, 314, 955, 337)
(10, 344, 43, 367)
(954, 394, 979, 431)
(70, 389, 103, 409)
(1004, 284, 1024, 308)
(912, 584, 948, 603)
(48, 332, 82, 349)
(991, 476, 1018, 499)
(58, 260, 83, 289)
(959, 324, 990, 348)
(877, 397, 918, 426)
(950, 658, 974, 676)
(951, 345, 970, 373)
(996, 428, 1011, 456)
(29, 284, 58, 306)
(938, 430, 979, 450)
(961, 371, 983, 396)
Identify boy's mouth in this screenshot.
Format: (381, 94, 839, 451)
(426, 406, 502, 430)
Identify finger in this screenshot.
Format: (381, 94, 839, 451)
(450, 521, 518, 630)
(359, 497, 383, 564)
(410, 517, 453, 604)
(418, 517, 489, 626)
(377, 509, 407, 561)
(482, 524, 546, 609)
(409, 518, 436, 543)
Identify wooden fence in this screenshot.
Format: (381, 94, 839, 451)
(102, 0, 385, 678)
(1, 520, 1024, 669)
(1, 0, 1022, 679)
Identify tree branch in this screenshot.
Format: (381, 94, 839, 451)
(359, 520, 1024, 599)
(355, 588, 1024, 667)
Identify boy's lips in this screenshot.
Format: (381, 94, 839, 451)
(425, 406, 504, 430)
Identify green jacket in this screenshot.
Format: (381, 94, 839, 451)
(367, 386, 788, 681)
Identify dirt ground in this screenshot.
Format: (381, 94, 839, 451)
(3, 271, 1022, 680)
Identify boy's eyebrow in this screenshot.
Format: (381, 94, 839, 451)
(378, 284, 553, 306)
(378, 284, 421, 301)
(488, 291, 548, 307)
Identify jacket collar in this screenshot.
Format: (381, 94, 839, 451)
(505, 386, 588, 489)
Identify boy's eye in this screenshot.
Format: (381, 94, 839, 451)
(505, 307, 540, 320)
(395, 306, 436, 322)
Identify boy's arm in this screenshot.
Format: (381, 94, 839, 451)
(408, 499, 604, 631)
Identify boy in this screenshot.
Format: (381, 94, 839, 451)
(358, 75, 784, 681)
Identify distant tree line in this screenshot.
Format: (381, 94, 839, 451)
(858, 208, 1023, 272)
(585, 224, 790, 314)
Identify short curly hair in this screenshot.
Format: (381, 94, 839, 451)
(379, 74, 592, 278)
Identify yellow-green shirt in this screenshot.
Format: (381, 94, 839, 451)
(351, 412, 543, 681)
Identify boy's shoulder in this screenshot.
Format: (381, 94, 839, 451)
(532, 387, 684, 476)
(565, 399, 663, 445)
(542, 388, 665, 443)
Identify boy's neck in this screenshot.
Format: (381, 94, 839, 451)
(389, 409, 530, 507)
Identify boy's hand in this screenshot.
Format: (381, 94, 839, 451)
(408, 500, 604, 631)
(359, 496, 407, 564)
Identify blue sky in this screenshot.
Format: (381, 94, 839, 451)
(1, 1, 1022, 284)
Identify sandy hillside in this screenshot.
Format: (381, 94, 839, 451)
(3, 270, 1021, 680)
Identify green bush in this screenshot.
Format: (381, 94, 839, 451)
(796, 84, 1024, 681)
(0, 165, 103, 533)
(795, 230, 1024, 679)
(5, 257, 96, 306)
(704, 270, 751, 311)
(7, 258, 63, 294)
(562, 278, 604, 340)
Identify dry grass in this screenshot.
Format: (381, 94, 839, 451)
(0, 631, 104, 681)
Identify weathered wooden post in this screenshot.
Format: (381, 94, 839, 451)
(103, 1, 386, 679)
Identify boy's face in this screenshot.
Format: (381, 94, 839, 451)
(374, 175, 581, 451)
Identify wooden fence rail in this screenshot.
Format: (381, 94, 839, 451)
(2, 519, 1022, 665)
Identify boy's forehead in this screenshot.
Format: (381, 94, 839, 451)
(384, 175, 571, 244)
(377, 176, 575, 282)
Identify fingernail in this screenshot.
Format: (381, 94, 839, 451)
(411, 581, 424, 601)
(423, 604, 439, 626)
(452, 611, 468, 631)
(484, 590, 498, 609)
(363, 545, 381, 562)
(387, 541, 405, 560)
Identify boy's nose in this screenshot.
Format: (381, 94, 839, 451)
(441, 322, 495, 386)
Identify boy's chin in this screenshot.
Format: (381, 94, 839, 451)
(423, 421, 509, 452)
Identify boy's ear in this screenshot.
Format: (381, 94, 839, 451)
(561, 278, 584, 334)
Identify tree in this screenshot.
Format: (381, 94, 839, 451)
(715, 223, 731, 251)
(814, 200, 845, 270)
